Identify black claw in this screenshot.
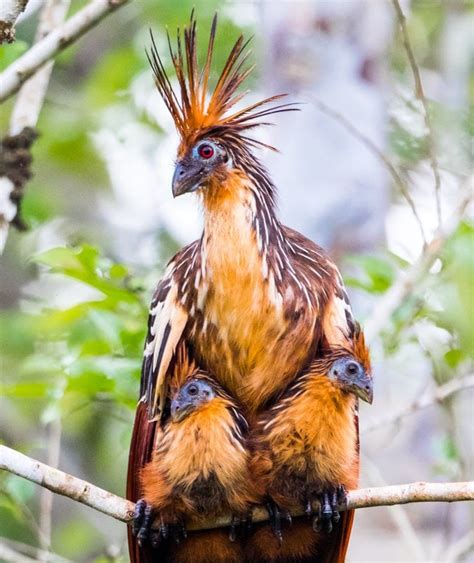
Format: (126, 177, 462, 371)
(229, 515, 239, 542)
(229, 511, 254, 542)
(312, 501, 322, 532)
(337, 485, 348, 508)
(159, 517, 169, 540)
(132, 501, 187, 548)
(133, 499, 147, 537)
(137, 502, 154, 546)
(310, 487, 345, 533)
(266, 501, 291, 544)
(150, 529, 162, 549)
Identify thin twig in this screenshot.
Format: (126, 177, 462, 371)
(392, 0, 442, 226)
(362, 374, 474, 434)
(0, 539, 71, 563)
(443, 530, 474, 563)
(0, 0, 131, 103)
(0, 542, 37, 563)
(38, 418, 62, 560)
(1, 446, 473, 533)
(362, 454, 426, 559)
(364, 183, 472, 344)
(310, 96, 427, 245)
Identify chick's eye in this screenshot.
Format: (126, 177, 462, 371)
(198, 144, 214, 159)
(187, 384, 198, 396)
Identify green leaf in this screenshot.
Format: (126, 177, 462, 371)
(0, 40, 28, 70)
(444, 349, 464, 369)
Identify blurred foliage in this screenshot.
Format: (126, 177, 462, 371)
(0, 0, 472, 561)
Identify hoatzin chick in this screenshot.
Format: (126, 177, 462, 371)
(133, 373, 260, 562)
(128, 11, 369, 562)
(248, 327, 372, 562)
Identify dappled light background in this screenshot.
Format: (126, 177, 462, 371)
(0, 1, 472, 561)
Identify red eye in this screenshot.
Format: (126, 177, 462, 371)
(198, 144, 214, 159)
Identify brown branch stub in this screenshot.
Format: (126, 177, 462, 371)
(0, 126, 38, 232)
(0, 1, 29, 44)
(1, 445, 473, 534)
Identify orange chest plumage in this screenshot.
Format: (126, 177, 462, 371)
(185, 181, 317, 410)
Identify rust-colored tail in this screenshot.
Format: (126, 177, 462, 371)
(127, 401, 157, 563)
(320, 508, 355, 563)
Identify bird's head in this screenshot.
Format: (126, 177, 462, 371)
(170, 378, 217, 422)
(147, 11, 297, 199)
(328, 356, 373, 405)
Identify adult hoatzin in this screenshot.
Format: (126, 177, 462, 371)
(247, 327, 372, 562)
(128, 12, 367, 562)
(133, 373, 259, 562)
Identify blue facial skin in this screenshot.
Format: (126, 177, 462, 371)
(172, 139, 228, 197)
(170, 379, 217, 422)
(328, 357, 373, 404)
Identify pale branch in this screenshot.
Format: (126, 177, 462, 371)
(0, 539, 71, 563)
(0, 542, 37, 563)
(364, 184, 472, 344)
(0, 0, 129, 254)
(1, 445, 473, 534)
(0, 0, 71, 255)
(310, 96, 427, 245)
(0, 0, 131, 103)
(10, 0, 72, 137)
(362, 374, 474, 434)
(0, 0, 29, 44)
(392, 0, 442, 226)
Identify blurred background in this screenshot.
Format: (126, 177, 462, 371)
(0, 0, 472, 561)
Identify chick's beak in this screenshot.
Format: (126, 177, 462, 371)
(352, 375, 374, 405)
(172, 162, 204, 197)
(170, 397, 194, 422)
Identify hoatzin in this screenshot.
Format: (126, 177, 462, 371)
(247, 327, 372, 562)
(133, 373, 259, 562)
(128, 11, 369, 562)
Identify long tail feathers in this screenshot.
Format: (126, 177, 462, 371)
(127, 401, 158, 563)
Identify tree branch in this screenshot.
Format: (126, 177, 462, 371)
(0, 0, 131, 103)
(1, 445, 473, 534)
(392, 0, 442, 226)
(310, 96, 427, 245)
(0, 0, 71, 254)
(0, 0, 29, 44)
(0, 0, 130, 254)
(364, 183, 472, 344)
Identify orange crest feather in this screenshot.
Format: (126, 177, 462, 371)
(147, 11, 297, 150)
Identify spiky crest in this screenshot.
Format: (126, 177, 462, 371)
(147, 10, 297, 151)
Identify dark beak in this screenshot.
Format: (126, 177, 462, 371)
(170, 397, 194, 422)
(172, 162, 204, 197)
(351, 374, 373, 405)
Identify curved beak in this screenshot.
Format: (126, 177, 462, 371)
(351, 374, 373, 405)
(172, 162, 204, 198)
(170, 397, 194, 422)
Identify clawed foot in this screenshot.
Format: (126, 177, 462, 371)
(306, 486, 347, 534)
(266, 500, 292, 544)
(229, 511, 253, 542)
(133, 499, 187, 548)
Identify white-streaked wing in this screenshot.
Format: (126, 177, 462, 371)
(141, 263, 188, 421)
